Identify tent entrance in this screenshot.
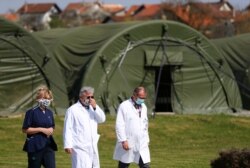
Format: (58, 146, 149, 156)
(155, 66, 173, 112)
(144, 48, 182, 113)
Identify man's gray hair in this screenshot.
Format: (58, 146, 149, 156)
(79, 86, 94, 96)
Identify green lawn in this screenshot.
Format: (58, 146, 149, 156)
(0, 114, 250, 168)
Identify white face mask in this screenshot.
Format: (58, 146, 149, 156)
(82, 99, 90, 106)
(38, 99, 51, 107)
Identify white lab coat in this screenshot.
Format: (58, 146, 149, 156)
(113, 99, 150, 164)
(63, 101, 106, 168)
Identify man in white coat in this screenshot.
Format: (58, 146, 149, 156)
(113, 86, 150, 168)
(63, 86, 106, 168)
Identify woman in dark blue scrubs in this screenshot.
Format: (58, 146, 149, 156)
(22, 85, 57, 168)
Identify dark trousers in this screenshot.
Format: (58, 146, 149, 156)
(27, 146, 55, 168)
(118, 157, 150, 168)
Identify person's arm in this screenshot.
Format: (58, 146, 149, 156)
(22, 109, 53, 137)
(90, 98, 106, 123)
(143, 105, 150, 144)
(22, 127, 54, 137)
(63, 108, 73, 154)
(93, 105, 106, 123)
(116, 104, 129, 150)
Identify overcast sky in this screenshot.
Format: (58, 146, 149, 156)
(0, 0, 249, 14)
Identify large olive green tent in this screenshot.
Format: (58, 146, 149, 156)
(0, 18, 68, 116)
(35, 20, 241, 115)
(212, 33, 250, 110)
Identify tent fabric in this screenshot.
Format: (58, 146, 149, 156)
(35, 20, 242, 114)
(145, 50, 183, 66)
(211, 34, 250, 110)
(0, 17, 68, 115)
(35, 22, 142, 102)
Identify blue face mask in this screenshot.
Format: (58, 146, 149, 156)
(135, 98, 144, 105)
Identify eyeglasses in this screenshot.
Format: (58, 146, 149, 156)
(87, 96, 94, 99)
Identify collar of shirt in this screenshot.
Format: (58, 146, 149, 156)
(134, 104, 141, 110)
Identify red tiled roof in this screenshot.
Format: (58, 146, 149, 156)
(63, 2, 87, 13)
(102, 4, 125, 14)
(63, 3, 125, 15)
(135, 4, 161, 18)
(113, 3, 179, 22)
(113, 1, 235, 28)
(126, 5, 142, 16)
(163, 4, 189, 23)
(17, 3, 59, 14)
(125, 4, 162, 20)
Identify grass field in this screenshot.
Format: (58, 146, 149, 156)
(0, 113, 250, 168)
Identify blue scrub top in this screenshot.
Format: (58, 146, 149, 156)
(22, 106, 57, 153)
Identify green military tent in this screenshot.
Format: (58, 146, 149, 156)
(0, 18, 68, 116)
(34, 20, 242, 115)
(212, 33, 250, 110)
